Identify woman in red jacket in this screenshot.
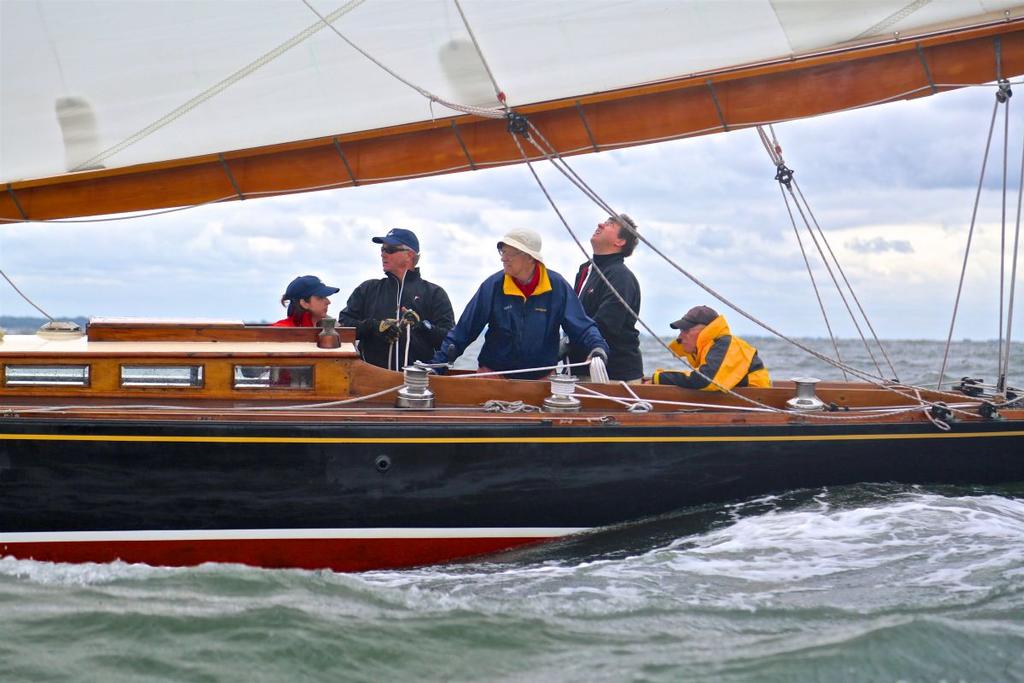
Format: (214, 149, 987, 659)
(273, 275, 340, 327)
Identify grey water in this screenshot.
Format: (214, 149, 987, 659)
(639, 335, 1024, 389)
(1, 340, 1023, 682)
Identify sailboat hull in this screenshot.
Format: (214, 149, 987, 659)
(2, 417, 1022, 572)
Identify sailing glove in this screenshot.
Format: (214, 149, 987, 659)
(400, 308, 421, 327)
(378, 318, 401, 343)
(587, 347, 608, 363)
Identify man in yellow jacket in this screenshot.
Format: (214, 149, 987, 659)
(652, 305, 770, 390)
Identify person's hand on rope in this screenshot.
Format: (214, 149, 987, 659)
(377, 318, 401, 343)
(587, 347, 610, 383)
(400, 307, 421, 328)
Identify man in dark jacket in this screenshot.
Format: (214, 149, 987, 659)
(339, 228, 455, 371)
(568, 214, 643, 381)
(432, 228, 609, 380)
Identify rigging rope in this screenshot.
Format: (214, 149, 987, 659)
(937, 94, 1002, 388)
(452, 0, 507, 107)
(514, 114, 1009, 420)
(998, 129, 1024, 394)
(521, 120, 890, 385)
(588, 354, 610, 384)
(13, 384, 405, 413)
(999, 83, 1007, 389)
(74, 0, 367, 171)
(775, 181, 847, 381)
(570, 383, 968, 421)
(507, 126, 963, 420)
(300, 0, 504, 120)
(482, 400, 540, 413)
(998, 84, 1011, 390)
(451, 360, 591, 379)
(792, 178, 901, 380)
(757, 125, 899, 381)
(0, 268, 55, 321)
(758, 126, 846, 379)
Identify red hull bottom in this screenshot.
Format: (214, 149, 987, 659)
(0, 536, 552, 572)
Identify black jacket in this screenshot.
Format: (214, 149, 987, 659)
(339, 269, 454, 371)
(568, 253, 643, 380)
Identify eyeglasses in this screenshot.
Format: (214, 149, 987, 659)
(498, 246, 525, 258)
(381, 245, 411, 254)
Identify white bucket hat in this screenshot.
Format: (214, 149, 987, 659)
(497, 228, 543, 263)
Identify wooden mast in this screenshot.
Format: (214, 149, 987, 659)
(3, 21, 1023, 222)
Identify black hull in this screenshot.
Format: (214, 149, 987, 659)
(2, 417, 1023, 571)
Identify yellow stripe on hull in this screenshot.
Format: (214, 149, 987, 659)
(1, 431, 1024, 445)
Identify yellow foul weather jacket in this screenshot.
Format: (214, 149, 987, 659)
(652, 315, 770, 391)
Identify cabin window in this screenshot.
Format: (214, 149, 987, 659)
(233, 365, 314, 389)
(4, 364, 90, 386)
(121, 365, 204, 388)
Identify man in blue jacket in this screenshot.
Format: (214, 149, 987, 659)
(432, 228, 609, 379)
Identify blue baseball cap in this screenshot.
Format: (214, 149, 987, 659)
(372, 228, 419, 252)
(284, 275, 340, 301)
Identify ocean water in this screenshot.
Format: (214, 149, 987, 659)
(459, 335, 1024, 389)
(1, 340, 1022, 682)
(643, 336, 1023, 389)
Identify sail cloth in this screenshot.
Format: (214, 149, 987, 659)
(2, 0, 1023, 220)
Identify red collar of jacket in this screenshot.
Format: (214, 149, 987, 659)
(503, 263, 552, 299)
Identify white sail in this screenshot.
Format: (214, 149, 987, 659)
(3, 0, 1020, 185)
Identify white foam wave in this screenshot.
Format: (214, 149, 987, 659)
(347, 492, 1024, 618)
(627, 493, 1024, 606)
(0, 555, 170, 585)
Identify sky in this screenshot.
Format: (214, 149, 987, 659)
(1, 84, 1023, 341)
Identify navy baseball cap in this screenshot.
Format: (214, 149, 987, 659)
(372, 228, 420, 252)
(284, 275, 340, 301)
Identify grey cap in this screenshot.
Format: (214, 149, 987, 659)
(670, 305, 718, 331)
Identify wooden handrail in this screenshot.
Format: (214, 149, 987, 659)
(86, 319, 356, 343)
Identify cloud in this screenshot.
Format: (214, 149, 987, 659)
(846, 237, 914, 254)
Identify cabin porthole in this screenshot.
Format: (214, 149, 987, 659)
(375, 455, 391, 473)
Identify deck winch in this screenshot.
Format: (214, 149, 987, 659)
(786, 377, 825, 411)
(36, 320, 84, 340)
(396, 364, 435, 409)
(542, 374, 581, 413)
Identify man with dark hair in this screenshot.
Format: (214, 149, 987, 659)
(568, 214, 643, 382)
(339, 228, 454, 371)
(652, 305, 770, 390)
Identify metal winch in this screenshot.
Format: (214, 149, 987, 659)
(396, 364, 435, 409)
(36, 320, 85, 340)
(786, 377, 826, 411)
(542, 374, 581, 413)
